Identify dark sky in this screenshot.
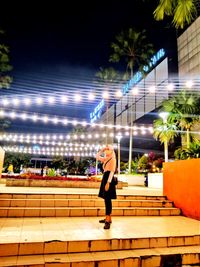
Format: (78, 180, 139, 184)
(1, 0, 177, 68)
(0, 0, 177, 134)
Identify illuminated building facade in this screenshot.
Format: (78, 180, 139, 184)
(178, 16, 200, 77)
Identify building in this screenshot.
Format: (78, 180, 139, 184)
(89, 49, 175, 159)
(178, 16, 200, 77)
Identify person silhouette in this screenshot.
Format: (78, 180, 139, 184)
(96, 145, 117, 230)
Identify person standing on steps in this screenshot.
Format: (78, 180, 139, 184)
(96, 145, 117, 230)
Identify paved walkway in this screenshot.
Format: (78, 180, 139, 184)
(0, 216, 200, 244)
(0, 184, 199, 245)
(0, 184, 200, 267)
(0, 184, 163, 196)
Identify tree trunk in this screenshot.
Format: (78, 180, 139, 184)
(164, 140, 168, 162)
(186, 128, 190, 149)
(130, 67, 133, 78)
(128, 102, 133, 174)
(128, 127, 133, 173)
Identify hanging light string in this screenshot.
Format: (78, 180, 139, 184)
(1, 79, 200, 108)
(0, 137, 106, 147)
(0, 108, 154, 131)
(0, 127, 153, 144)
(3, 145, 96, 157)
(1, 127, 198, 147)
(2, 145, 100, 152)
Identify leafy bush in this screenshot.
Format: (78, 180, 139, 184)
(3, 152, 32, 173)
(131, 157, 140, 174)
(137, 155, 149, 173)
(153, 158, 164, 168)
(174, 141, 200, 160)
(47, 168, 56, 177)
(137, 153, 164, 173)
(120, 161, 128, 173)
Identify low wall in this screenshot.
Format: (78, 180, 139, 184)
(6, 178, 124, 189)
(148, 173, 163, 189)
(126, 174, 145, 186)
(163, 159, 200, 220)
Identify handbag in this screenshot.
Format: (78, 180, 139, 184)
(112, 176, 118, 185)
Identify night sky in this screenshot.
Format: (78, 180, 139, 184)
(1, 1, 177, 68)
(0, 0, 177, 135)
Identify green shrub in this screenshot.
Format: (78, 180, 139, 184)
(47, 168, 56, 177)
(174, 141, 200, 160)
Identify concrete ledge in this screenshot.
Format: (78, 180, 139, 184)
(6, 178, 123, 189)
(148, 173, 163, 189)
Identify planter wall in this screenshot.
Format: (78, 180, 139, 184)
(126, 174, 145, 186)
(6, 178, 123, 189)
(163, 159, 200, 220)
(148, 173, 163, 189)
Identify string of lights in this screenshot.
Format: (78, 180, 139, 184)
(3, 145, 96, 157)
(0, 108, 154, 131)
(1, 127, 198, 147)
(0, 128, 153, 143)
(1, 80, 200, 108)
(0, 139, 106, 147)
(2, 145, 99, 151)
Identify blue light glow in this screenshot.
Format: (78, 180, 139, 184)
(123, 48, 165, 94)
(90, 48, 165, 121)
(90, 99, 105, 123)
(122, 71, 143, 94)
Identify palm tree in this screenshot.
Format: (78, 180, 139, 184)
(95, 67, 122, 145)
(0, 29, 12, 89)
(153, 0, 198, 29)
(161, 90, 200, 148)
(109, 28, 154, 173)
(109, 28, 154, 79)
(153, 118, 178, 161)
(0, 119, 10, 134)
(95, 67, 120, 83)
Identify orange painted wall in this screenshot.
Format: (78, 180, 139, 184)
(163, 159, 200, 220)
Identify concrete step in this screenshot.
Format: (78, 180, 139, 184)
(0, 245, 199, 266)
(0, 206, 181, 217)
(0, 234, 199, 257)
(0, 193, 167, 201)
(0, 198, 174, 208)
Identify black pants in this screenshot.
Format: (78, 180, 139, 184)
(104, 196, 112, 215)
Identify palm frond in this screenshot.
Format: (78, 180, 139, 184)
(153, 0, 174, 21)
(173, 0, 197, 28)
(153, 118, 178, 144)
(109, 28, 154, 77)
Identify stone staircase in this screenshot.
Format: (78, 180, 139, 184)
(0, 193, 180, 217)
(0, 192, 200, 266)
(0, 235, 200, 266)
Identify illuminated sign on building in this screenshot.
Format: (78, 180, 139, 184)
(90, 48, 165, 122)
(143, 48, 165, 72)
(90, 99, 105, 123)
(122, 48, 165, 94)
(122, 71, 143, 95)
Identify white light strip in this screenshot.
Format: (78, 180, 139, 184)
(3, 145, 99, 156)
(0, 137, 107, 147)
(0, 108, 154, 131)
(3, 146, 96, 157)
(0, 127, 153, 142)
(1, 80, 199, 108)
